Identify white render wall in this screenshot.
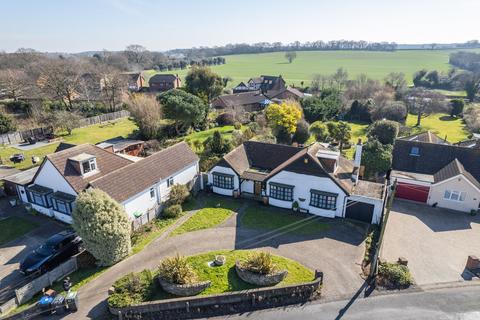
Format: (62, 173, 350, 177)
(241, 180, 254, 193)
(267, 171, 347, 219)
(208, 166, 239, 196)
(158, 162, 199, 203)
(123, 187, 158, 219)
(33, 160, 77, 196)
(428, 175, 480, 212)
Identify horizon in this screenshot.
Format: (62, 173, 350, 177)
(1, 0, 479, 53)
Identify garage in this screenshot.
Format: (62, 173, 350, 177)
(345, 200, 374, 223)
(396, 182, 430, 203)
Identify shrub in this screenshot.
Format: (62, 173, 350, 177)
(241, 251, 277, 275)
(450, 99, 465, 117)
(72, 189, 131, 266)
(199, 155, 220, 172)
(292, 120, 310, 144)
(367, 120, 399, 145)
(158, 255, 198, 284)
(233, 121, 242, 130)
(164, 205, 183, 218)
(378, 262, 412, 287)
(247, 121, 260, 133)
(203, 130, 232, 156)
(371, 101, 407, 122)
(108, 270, 153, 308)
(0, 113, 16, 134)
(168, 184, 190, 206)
(5, 100, 32, 113)
(216, 112, 235, 126)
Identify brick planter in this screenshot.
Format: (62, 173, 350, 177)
(235, 262, 288, 286)
(157, 277, 211, 297)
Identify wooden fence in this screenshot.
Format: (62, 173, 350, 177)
(0, 110, 130, 146)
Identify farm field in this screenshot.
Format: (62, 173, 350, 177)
(153, 49, 480, 88)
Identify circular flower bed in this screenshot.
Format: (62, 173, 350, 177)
(157, 277, 211, 296)
(235, 261, 288, 286)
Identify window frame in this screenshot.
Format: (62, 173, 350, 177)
(212, 172, 234, 190)
(150, 188, 155, 199)
(309, 190, 338, 210)
(269, 182, 294, 201)
(410, 146, 420, 156)
(167, 177, 174, 188)
(443, 189, 466, 202)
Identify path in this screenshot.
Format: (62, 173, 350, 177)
(61, 204, 367, 319)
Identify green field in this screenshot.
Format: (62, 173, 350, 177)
(152, 49, 480, 88)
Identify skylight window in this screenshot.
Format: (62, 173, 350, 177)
(410, 147, 420, 156)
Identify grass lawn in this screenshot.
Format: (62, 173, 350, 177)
(151, 49, 480, 88)
(131, 216, 182, 254)
(114, 249, 315, 304)
(170, 196, 241, 236)
(405, 113, 470, 143)
(0, 217, 38, 245)
(0, 118, 138, 170)
(241, 204, 330, 236)
(184, 125, 238, 153)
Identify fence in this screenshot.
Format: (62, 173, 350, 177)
(0, 256, 78, 316)
(132, 205, 161, 231)
(0, 110, 130, 146)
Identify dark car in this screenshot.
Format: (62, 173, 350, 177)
(9, 154, 25, 163)
(20, 230, 82, 275)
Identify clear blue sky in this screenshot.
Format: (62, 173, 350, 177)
(1, 0, 478, 52)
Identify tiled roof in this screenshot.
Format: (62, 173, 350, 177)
(148, 74, 179, 84)
(44, 144, 133, 194)
(392, 139, 480, 183)
(398, 131, 448, 144)
(213, 91, 269, 108)
(90, 142, 198, 202)
(433, 159, 480, 189)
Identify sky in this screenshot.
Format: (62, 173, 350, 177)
(0, 0, 478, 53)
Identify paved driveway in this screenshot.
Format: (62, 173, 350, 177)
(381, 200, 480, 286)
(61, 205, 368, 319)
(0, 201, 65, 290)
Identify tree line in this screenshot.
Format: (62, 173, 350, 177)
(167, 40, 399, 58)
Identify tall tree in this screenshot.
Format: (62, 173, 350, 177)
(98, 67, 125, 111)
(0, 69, 32, 101)
(327, 121, 351, 153)
(367, 120, 399, 145)
(157, 89, 208, 134)
(464, 75, 480, 102)
(124, 44, 150, 65)
(184, 66, 224, 102)
(361, 139, 393, 178)
(285, 51, 297, 63)
(384, 72, 407, 92)
(405, 88, 448, 126)
(265, 101, 302, 136)
(72, 189, 131, 266)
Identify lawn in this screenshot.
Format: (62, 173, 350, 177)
(241, 204, 330, 236)
(0, 118, 138, 170)
(111, 249, 314, 305)
(405, 113, 470, 143)
(0, 217, 38, 245)
(170, 196, 241, 236)
(131, 216, 182, 254)
(151, 49, 480, 88)
(184, 125, 237, 153)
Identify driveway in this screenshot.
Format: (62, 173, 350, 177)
(0, 201, 66, 290)
(381, 200, 480, 286)
(61, 204, 368, 319)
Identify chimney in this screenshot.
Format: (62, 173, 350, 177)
(352, 139, 363, 183)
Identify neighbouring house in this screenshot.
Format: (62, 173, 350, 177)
(391, 131, 480, 213)
(96, 137, 145, 157)
(266, 86, 305, 101)
(121, 72, 147, 92)
(148, 74, 181, 92)
(455, 133, 480, 148)
(208, 141, 386, 224)
(13, 142, 199, 226)
(233, 75, 286, 93)
(2, 167, 38, 201)
(211, 91, 272, 113)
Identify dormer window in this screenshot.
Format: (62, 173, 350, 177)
(410, 147, 420, 156)
(69, 153, 98, 176)
(82, 158, 97, 174)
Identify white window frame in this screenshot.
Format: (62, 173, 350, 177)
(167, 177, 174, 188)
(443, 189, 466, 202)
(149, 188, 155, 199)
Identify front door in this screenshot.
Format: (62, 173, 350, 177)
(254, 181, 262, 196)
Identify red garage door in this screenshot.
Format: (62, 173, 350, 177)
(396, 183, 430, 203)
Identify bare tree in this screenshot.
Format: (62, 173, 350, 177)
(124, 44, 150, 66)
(97, 67, 125, 111)
(126, 94, 163, 139)
(405, 88, 448, 126)
(0, 69, 32, 100)
(36, 58, 84, 110)
(384, 72, 407, 92)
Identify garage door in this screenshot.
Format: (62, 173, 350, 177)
(396, 183, 430, 203)
(345, 201, 374, 223)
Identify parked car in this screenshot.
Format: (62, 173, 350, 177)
(9, 154, 25, 163)
(19, 230, 82, 275)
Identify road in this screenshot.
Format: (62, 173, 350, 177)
(212, 284, 480, 320)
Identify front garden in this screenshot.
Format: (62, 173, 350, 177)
(241, 203, 330, 236)
(108, 250, 315, 308)
(0, 216, 38, 245)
